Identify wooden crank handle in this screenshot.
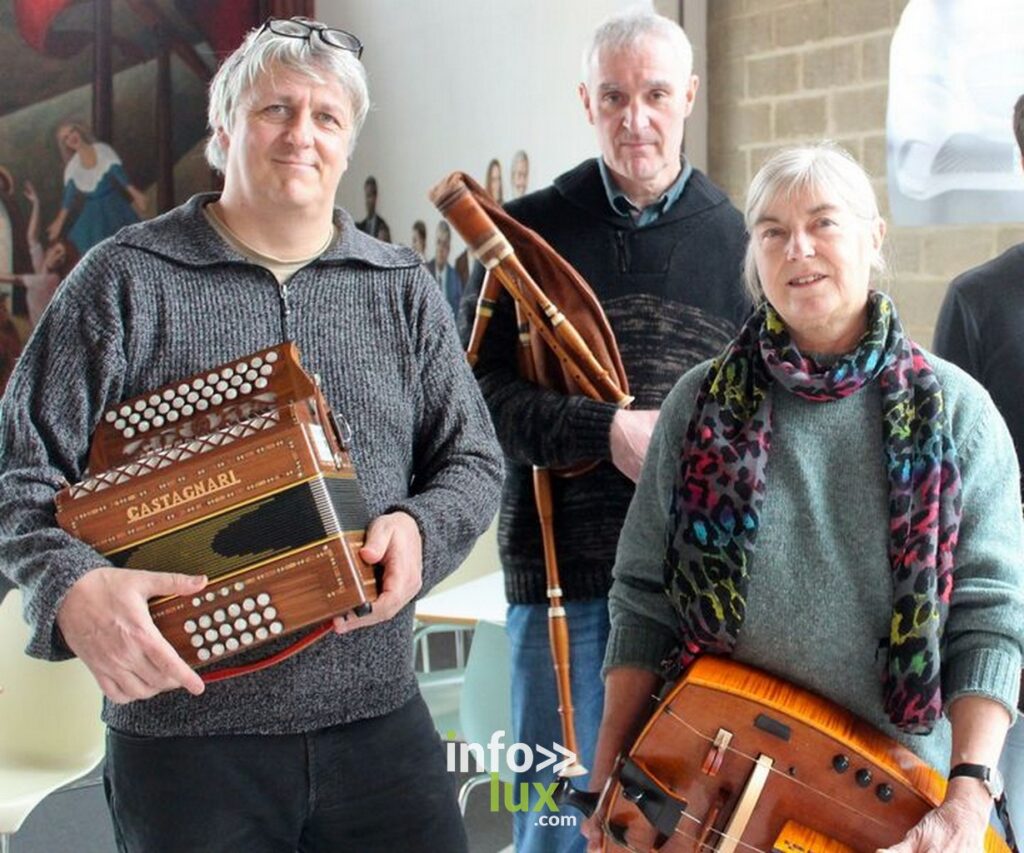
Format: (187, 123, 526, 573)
(553, 777, 600, 818)
(429, 174, 514, 270)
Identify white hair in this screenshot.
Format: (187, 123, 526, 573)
(581, 6, 694, 84)
(205, 20, 369, 172)
(743, 142, 887, 304)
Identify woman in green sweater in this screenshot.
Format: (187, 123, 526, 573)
(584, 143, 1023, 853)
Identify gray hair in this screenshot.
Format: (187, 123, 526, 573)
(743, 143, 886, 304)
(581, 7, 693, 84)
(205, 19, 370, 172)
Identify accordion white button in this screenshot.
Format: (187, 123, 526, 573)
(216, 380, 228, 393)
(143, 407, 155, 419)
(269, 621, 283, 635)
(226, 638, 239, 651)
(213, 609, 226, 622)
(128, 412, 140, 425)
(137, 422, 150, 433)
(204, 592, 216, 602)
(177, 383, 189, 395)
(192, 597, 202, 607)
(220, 367, 233, 379)
(219, 587, 230, 597)
(201, 386, 214, 398)
(192, 378, 204, 390)
(234, 581, 245, 592)
(190, 635, 204, 648)
(236, 361, 248, 373)
(225, 388, 238, 400)
(114, 418, 126, 430)
(104, 411, 117, 423)
(196, 399, 209, 411)
(157, 401, 170, 414)
(256, 593, 271, 607)
(230, 374, 243, 387)
(263, 606, 277, 620)
(218, 624, 232, 638)
(167, 411, 180, 423)
(152, 416, 165, 428)
(186, 391, 199, 404)
(198, 614, 212, 628)
(240, 383, 253, 394)
(255, 377, 269, 389)
(248, 613, 262, 626)
(234, 618, 247, 631)
(255, 627, 269, 640)
(242, 597, 256, 611)
(183, 619, 197, 634)
(204, 629, 217, 642)
(134, 399, 147, 412)
(266, 351, 278, 363)
(228, 603, 241, 617)
(197, 648, 211, 661)
(241, 632, 254, 645)
(245, 369, 258, 381)
(259, 364, 273, 376)
(181, 405, 194, 416)
(251, 355, 263, 367)
(119, 404, 132, 416)
(211, 394, 223, 406)
(162, 388, 175, 400)
(148, 394, 160, 406)
(211, 643, 225, 656)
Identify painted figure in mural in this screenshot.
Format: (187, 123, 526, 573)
(933, 92, 1024, 841)
(0, 291, 21, 393)
(511, 148, 530, 198)
(46, 122, 148, 256)
(0, 181, 72, 331)
(0, 16, 501, 853)
(427, 219, 462, 317)
(411, 219, 427, 260)
(486, 157, 504, 204)
(460, 9, 750, 853)
(355, 174, 389, 239)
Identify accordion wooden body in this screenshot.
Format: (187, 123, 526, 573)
(55, 344, 379, 671)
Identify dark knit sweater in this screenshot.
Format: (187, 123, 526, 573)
(460, 159, 749, 604)
(0, 194, 503, 736)
(933, 243, 1024, 501)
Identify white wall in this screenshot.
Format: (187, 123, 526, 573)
(321, 0, 646, 256)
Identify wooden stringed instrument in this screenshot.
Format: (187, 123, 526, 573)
(566, 656, 1011, 852)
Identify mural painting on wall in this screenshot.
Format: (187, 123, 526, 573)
(0, 0, 270, 392)
(372, 150, 530, 320)
(887, 0, 1024, 225)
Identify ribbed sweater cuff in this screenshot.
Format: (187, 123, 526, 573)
(943, 646, 1022, 721)
(571, 398, 618, 461)
(603, 621, 677, 678)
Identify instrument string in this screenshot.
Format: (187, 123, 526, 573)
(659, 706, 886, 828)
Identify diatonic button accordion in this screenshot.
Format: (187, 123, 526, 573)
(55, 343, 379, 672)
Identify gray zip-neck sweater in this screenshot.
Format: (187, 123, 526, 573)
(607, 355, 1023, 772)
(0, 194, 503, 736)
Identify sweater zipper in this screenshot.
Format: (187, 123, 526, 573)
(615, 231, 629, 273)
(278, 278, 291, 340)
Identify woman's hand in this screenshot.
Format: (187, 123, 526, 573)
(876, 778, 992, 853)
(23, 180, 38, 205)
(46, 208, 67, 243)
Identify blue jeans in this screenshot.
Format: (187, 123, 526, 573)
(103, 694, 466, 853)
(999, 717, 1024, 839)
(507, 599, 610, 853)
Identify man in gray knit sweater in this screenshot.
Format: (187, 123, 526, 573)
(0, 18, 501, 853)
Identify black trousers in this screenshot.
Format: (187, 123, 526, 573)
(103, 694, 467, 853)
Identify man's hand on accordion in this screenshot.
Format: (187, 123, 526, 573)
(56, 567, 209, 703)
(333, 511, 423, 634)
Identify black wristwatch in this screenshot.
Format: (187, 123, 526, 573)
(948, 762, 1005, 800)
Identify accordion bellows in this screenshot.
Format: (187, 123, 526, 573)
(55, 344, 379, 671)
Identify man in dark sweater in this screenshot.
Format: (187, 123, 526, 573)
(0, 18, 502, 853)
(460, 9, 748, 852)
(933, 91, 1024, 836)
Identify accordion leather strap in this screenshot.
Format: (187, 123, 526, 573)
(200, 620, 334, 684)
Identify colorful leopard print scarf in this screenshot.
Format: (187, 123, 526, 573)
(665, 292, 961, 734)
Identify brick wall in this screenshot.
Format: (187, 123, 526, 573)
(705, 0, 1024, 344)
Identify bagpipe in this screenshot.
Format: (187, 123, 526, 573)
(430, 171, 632, 778)
(55, 343, 379, 683)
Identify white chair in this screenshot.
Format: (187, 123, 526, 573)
(456, 620, 514, 813)
(415, 622, 470, 739)
(0, 590, 105, 852)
